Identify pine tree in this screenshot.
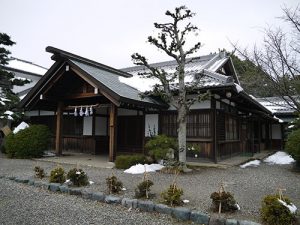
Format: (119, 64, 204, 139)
(132, 6, 208, 171)
(0, 33, 28, 126)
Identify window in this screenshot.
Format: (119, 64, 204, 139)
(160, 111, 211, 138)
(225, 114, 239, 140)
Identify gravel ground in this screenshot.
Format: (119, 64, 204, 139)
(0, 179, 181, 225)
(0, 153, 299, 223)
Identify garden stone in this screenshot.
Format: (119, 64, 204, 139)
(34, 181, 49, 190)
(137, 200, 155, 212)
(225, 219, 238, 225)
(49, 183, 60, 192)
(122, 198, 138, 208)
(105, 195, 121, 204)
(91, 192, 105, 202)
(154, 204, 172, 215)
(28, 179, 35, 186)
(59, 185, 69, 193)
(69, 187, 82, 196)
(8, 176, 16, 180)
(82, 190, 93, 200)
(209, 216, 226, 225)
(238, 221, 261, 225)
(15, 178, 29, 183)
(190, 210, 210, 224)
(172, 207, 191, 221)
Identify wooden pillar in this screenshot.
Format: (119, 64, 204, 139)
(109, 104, 117, 162)
(142, 110, 145, 155)
(211, 98, 218, 163)
(270, 122, 273, 151)
(55, 101, 64, 156)
(251, 121, 254, 156)
(258, 120, 261, 153)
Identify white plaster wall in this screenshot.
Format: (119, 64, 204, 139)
(39, 111, 55, 116)
(95, 117, 107, 135)
(25, 110, 39, 116)
(145, 114, 158, 137)
(168, 99, 211, 110)
(83, 117, 93, 135)
(272, 124, 282, 139)
(118, 108, 139, 116)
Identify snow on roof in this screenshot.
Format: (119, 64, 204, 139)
(120, 52, 234, 92)
(256, 96, 297, 114)
(6, 57, 47, 75)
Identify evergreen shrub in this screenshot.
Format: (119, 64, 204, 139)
(145, 134, 177, 161)
(260, 194, 296, 225)
(5, 125, 51, 158)
(285, 129, 300, 166)
(67, 168, 89, 186)
(49, 167, 66, 184)
(115, 154, 149, 169)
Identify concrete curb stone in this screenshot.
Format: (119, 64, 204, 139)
(190, 210, 210, 224)
(59, 185, 69, 193)
(69, 187, 82, 196)
(49, 183, 61, 192)
(137, 200, 155, 212)
(172, 207, 191, 221)
(154, 204, 173, 215)
(225, 219, 238, 225)
(105, 195, 122, 204)
(91, 192, 106, 202)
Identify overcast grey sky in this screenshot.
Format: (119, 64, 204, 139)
(0, 0, 299, 69)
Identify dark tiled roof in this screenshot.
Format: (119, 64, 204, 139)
(70, 59, 164, 106)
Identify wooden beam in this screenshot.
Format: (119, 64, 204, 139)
(55, 101, 64, 156)
(109, 104, 117, 161)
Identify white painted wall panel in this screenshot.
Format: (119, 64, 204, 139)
(145, 114, 158, 137)
(83, 117, 93, 135)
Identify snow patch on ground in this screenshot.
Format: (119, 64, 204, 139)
(13, 121, 29, 134)
(89, 181, 94, 185)
(278, 199, 297, 214)
(183, 199, 190, 204)
(264, 151, 295, 165)
(240, 159, 261, 168)
(124, 163, 164, 174)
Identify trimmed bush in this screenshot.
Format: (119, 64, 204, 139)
(106, 175, 123, 194)
(34, 166, 46, 179)
(210, 191, 238, 213)
(4, 124, 51, 158)
(260, 194, 296, 225)
(285, 129, 300, 166)
(161, 183, 183, 206)
(49, 167, 66, 184)
(135, 179, 154, 199)
(115, 154, 149, 169)
(67, 168, 89, 187)
(145, 134, 177, 161)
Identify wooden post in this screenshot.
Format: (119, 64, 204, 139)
(55, 101, 64, 156)
(258, 120, 261, 153)
(211, 98, 218, 163)
(109, 104, 117, 162)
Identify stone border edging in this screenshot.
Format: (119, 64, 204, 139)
(0, 176, 261, 225)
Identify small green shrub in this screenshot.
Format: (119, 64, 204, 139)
(49, 167, 66, 184)
(145, 134, 177, 161)
(135, 179, 154, 199)
(285, 129, 300, 166)
(210, 191, 238, 213)
(34, 166, 46, 179)
(4, 125, 51, 158)
(260, 194, 296, 225)
(115, 154, 149, 169)
(67, 168, 89, 187)
(106, 175, 123, 194)
(161, 184, 183, 206)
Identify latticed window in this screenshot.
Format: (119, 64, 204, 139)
(160, 111, 211, 138)
(225, 115, 239, 140)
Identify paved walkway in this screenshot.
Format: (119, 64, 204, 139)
(35, 150, 273, 169)
(35, 152, 115, 169)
